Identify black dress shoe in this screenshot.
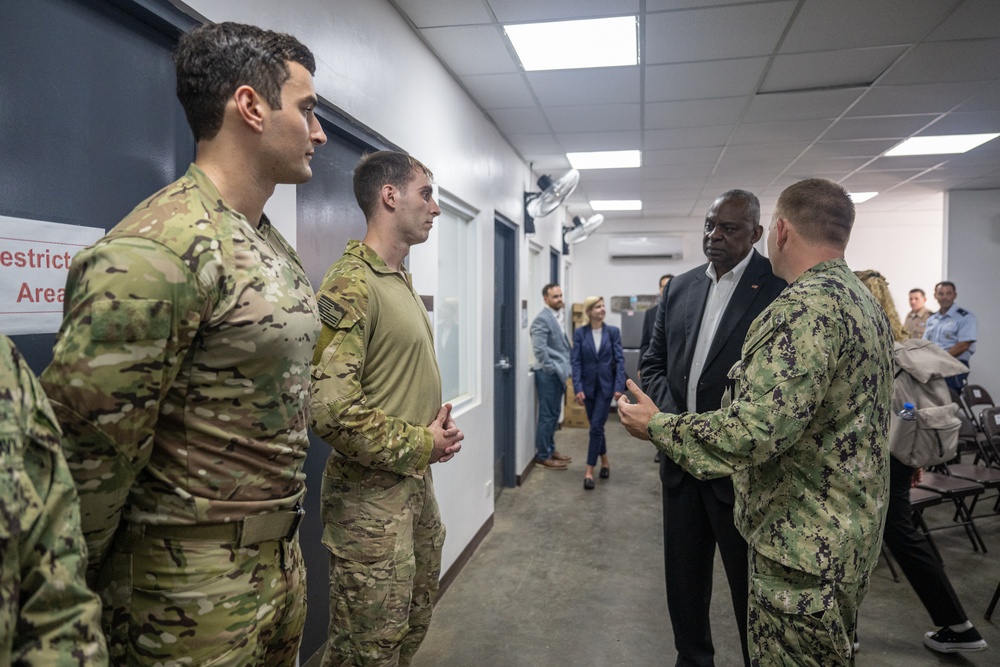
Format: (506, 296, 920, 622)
(583, 477, 595, 490)
(599, 466, 610, 479)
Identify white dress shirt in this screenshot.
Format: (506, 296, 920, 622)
(591, 326, 603, 352)
(686, 251, 754, 412)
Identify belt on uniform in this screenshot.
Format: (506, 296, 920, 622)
(127, 506, 304, 547)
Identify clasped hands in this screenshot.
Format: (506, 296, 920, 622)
(429, 403, 464, 463)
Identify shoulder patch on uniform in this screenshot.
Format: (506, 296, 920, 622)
(92, 299, 171, 342)
(957, 308, 968, 316)
(317, 293, 346, 328)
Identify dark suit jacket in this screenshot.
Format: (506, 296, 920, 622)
(638, 305, 658, 365)
(639, 250, 786, 497)
(571, 324, 627, 398)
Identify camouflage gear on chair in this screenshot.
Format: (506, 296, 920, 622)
(311, 240, 445, 666)
(0, 335, 107, 666)
(649, 259, 892, 663)
(40, 164, 319, 664)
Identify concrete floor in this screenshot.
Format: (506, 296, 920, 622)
(412, 415, 1000, 666)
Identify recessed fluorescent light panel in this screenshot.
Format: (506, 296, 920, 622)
(591, 200, 642, 211)
(504, 16, 638, 72)
(849, 192, 878, 204)
(884, 133, 999, 156)
(567, 150, 642, 170)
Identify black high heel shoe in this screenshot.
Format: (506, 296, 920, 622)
(599, 466, 610, 479)
(583, 477, 595, 490)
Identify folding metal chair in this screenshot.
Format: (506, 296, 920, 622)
(916, 472, 987, 553)
(910, 486, 945, 564)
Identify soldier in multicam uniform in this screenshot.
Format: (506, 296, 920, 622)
(0, 334, 107, 666)
(311, 151, 464, 667)
(620, 178, 893, 666)
(39, 22, 327, 666)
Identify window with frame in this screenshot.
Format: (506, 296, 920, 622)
(435, 195, 477, 404)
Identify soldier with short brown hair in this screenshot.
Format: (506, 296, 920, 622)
(40, 21, 326, 665)
(311, 150, 464, 666)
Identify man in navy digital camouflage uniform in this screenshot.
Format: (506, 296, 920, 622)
(621, 178, 893, 666)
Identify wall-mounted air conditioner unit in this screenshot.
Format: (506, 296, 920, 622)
(608, 235, 684, 259)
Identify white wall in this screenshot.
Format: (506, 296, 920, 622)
(945, 189, 1000, 387)
(173, 0, 532, 573)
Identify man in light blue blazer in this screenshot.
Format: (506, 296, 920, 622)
(530, 284, 574, 469)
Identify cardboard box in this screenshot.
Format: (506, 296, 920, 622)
(563, 379, 589, 428)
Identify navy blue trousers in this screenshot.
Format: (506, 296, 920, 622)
(583, 384, 611, 466)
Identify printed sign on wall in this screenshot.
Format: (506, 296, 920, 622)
(0, 216, 104, 335)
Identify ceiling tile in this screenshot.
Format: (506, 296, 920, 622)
(731, 119, 833, 145)
(808, 140, 899, 159)
(644, 125, 732, 150)
(647, 0, 768, 9)
(822, 115, 940, 141)
(867, 155, 952, 171)
(420, 25, 519, 75)
(645, 58, 768, 102)
(544, 104, 641, 133)
(743, 88, 865, 123)
(788, 157, 874, 176)
(645, 2, 797, 64)
(644, 147, 723, 166)
(645, 97, 746, 129)
(879, 38, 1000, 86)
(846, 82, 989, 117)
(505, 133, 563, 155)
(460, 73, 536, 109)
(917, 110, 1000, 136)
(779, 0, 955, 52)
(392, 0, 494, 27)
(489, 106, 551, 134)
(642, 164, 716, 181)
(527, 68, 640, 106)
(841, 171, 924, 190)
(926, 0, 1000, 41)
(722, 143, 810, 163)
(487, 0, 640, 23)
(760, 46, 907, 93)
(956, 81, 1000, 113)
(556, 131, 642, 151)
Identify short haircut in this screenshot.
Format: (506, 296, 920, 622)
(174, 22, 316, 142)
(717, 189, 761, 226)
(774, 178, 855, 248)
(542, 283, 560, 298)
(935, 281, 957, 292)
(659, 274, 674, 284)
(353, 151, 433, 219)
(909, 288, 925, 297)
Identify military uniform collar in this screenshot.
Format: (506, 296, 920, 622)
(184, 163, 269, 233)
(800, 257, 848, 280)
(345, 240, 407, 276)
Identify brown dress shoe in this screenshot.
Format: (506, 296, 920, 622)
(551, 451, 573, 462)
(536, 457, 568, 469)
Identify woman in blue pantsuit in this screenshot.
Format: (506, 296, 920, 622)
(572, 296, 627, 490)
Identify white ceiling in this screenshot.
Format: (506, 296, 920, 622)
(388, 0, 1000, 217)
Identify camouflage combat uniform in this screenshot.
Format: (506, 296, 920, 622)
(649, 259, 893, 666)
(0, 334, 108, 666)
(311, 240, 445, 667)
(40, 164, 319, 666)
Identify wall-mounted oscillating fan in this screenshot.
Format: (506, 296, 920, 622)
(562, 214, 604, 254)
(523, 169, 580, 234)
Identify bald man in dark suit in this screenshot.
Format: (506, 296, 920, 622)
(640, 190, 785, 667)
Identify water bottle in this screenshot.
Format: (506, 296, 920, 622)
(899, 402, 916, 421)
(629, 295, 637, 313)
